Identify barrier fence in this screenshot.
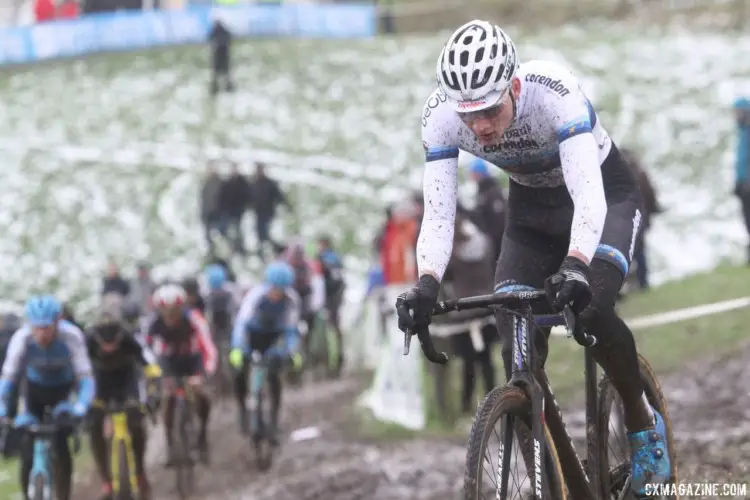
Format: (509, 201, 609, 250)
(0, 2, 377, 66)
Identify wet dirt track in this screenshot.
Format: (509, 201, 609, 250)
(76, 343, 750, 499)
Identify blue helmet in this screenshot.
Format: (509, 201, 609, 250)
(734, 97, 750, 110)
(470, 158, 489, 177)
(264, 262, 295, 288)
(205, 264, 227, 290)
(24, 295, 62, 327)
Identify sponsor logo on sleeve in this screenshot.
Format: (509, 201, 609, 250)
(422, 91, 448, 127)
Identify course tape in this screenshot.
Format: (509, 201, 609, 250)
(551, 295, 750, 336)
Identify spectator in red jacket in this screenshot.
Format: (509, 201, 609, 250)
(34, 0, 55, 22)
(57, 1, 80, 19)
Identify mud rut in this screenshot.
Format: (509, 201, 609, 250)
(75, 343, 750, 499)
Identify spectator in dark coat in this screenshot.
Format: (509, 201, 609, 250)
(209, 13, 234, 96)
(201, 160, 226, 257)
(468, 159, 506, 263)
(734, 97, 750, 263)
(621, 148, 662, 290)
(101, 262, 130, 298)
(129, 260, 157, 316)
(431, 211, 498, 416)
(250, 162, 290, 260)
(220, 162, 252, 256)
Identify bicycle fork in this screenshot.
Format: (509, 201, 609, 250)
(111, 412, 139, 495)
(508, 314, 545, 500)
(28, 439, 52, 500)
(249, 357, 267, 437)
(509, 312, 601, 500)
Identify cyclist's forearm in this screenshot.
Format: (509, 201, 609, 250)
(232, 322, 250, 352)
(77, 376, 96, 408)
(0, 378, 14, 405)
(284, 326, 300, 353)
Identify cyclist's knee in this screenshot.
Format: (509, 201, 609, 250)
(581, 258, 626, 324)
(126, 406, 145, 428)
(268, 355, 284, 374)
(88, 408, 105, 435)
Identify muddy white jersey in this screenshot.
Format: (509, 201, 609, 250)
(419, 60, 612, 280)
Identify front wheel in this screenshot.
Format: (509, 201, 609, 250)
(463, 386, 567, 500)
(30, 473, 49, 500)
(596, 353, 679, 500)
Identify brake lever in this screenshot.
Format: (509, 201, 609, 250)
(403, 330, 412, 356)
(562, 306, 597, 347)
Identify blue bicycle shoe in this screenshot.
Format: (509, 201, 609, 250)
(628, 408, 672, 497)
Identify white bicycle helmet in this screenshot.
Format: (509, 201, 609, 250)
(152, 284, 187, 309)
(436, 20, 519, 111)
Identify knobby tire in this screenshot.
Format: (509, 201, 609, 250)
(596, 353, 679, 500)
(174, 398, 195, 500)
(464, 385, 567, 500)
(253, 374, 273, 471)
(32, 473, 47, 500)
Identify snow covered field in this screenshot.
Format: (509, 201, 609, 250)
(0, 22, 748, 313)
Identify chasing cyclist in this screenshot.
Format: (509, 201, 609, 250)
(315, 235, 346, 372)
(0, 296, 94, 500)
(396, 20, 670, 496)
(229, 262, 300, 444)
(282, 239, 325, 371)
(204, 263, 240, 343)
(145, 284, 217, 466)
(86, 308, 163, 500)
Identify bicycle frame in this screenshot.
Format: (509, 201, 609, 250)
(249, 351, 268, 437)
(510, 310, 599, 500)
(25, 416, 59, 500)
(102, 401, 139, 496)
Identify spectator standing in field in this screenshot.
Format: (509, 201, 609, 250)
(201, 160, 226, 257)
(621, 148, 662, 290)
(220, 162, 253, 256)
(101, 262, 130, 298)
(129, 260, 157, 315)
(468, 158, 506, 263)
(250, 162, 290, 260)
(734, 97, 750, 264)
(431, 207, 497, 417)
(209, 12, 234, 96)
(380, 199, 418, 285)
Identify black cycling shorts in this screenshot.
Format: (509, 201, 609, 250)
(246, 330, 283, 355)
(160, 354, 203, 379)
(24, 382, 73, 420)
(495, 144, 644, 301)
(93, 367, 141, 405)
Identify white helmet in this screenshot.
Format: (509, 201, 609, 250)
(436, 20, 519, 111)
(152, 284, 187, 309)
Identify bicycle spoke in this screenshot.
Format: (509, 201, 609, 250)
(476, 413, 534, 500)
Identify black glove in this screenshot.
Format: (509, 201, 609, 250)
(544, 256, 592, 314)
(395, 275, 441, 333)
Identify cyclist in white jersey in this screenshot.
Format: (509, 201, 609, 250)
(396, 20, 670, 496)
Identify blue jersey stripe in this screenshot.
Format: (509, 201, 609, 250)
(557, 117, 592, 143)
(425, 146, 459, 162)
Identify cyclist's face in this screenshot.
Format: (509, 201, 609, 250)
(460, 77, 520, 146)
(32, 324, 57, 346)
(161, 306, 182, 326)
(267, 287, 284, 302)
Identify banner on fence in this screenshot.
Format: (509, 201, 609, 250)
(0, 3, 377, 65)
(359, 284, 426, 430)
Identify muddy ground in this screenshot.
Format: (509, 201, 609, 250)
(76, 343, 750, 499)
